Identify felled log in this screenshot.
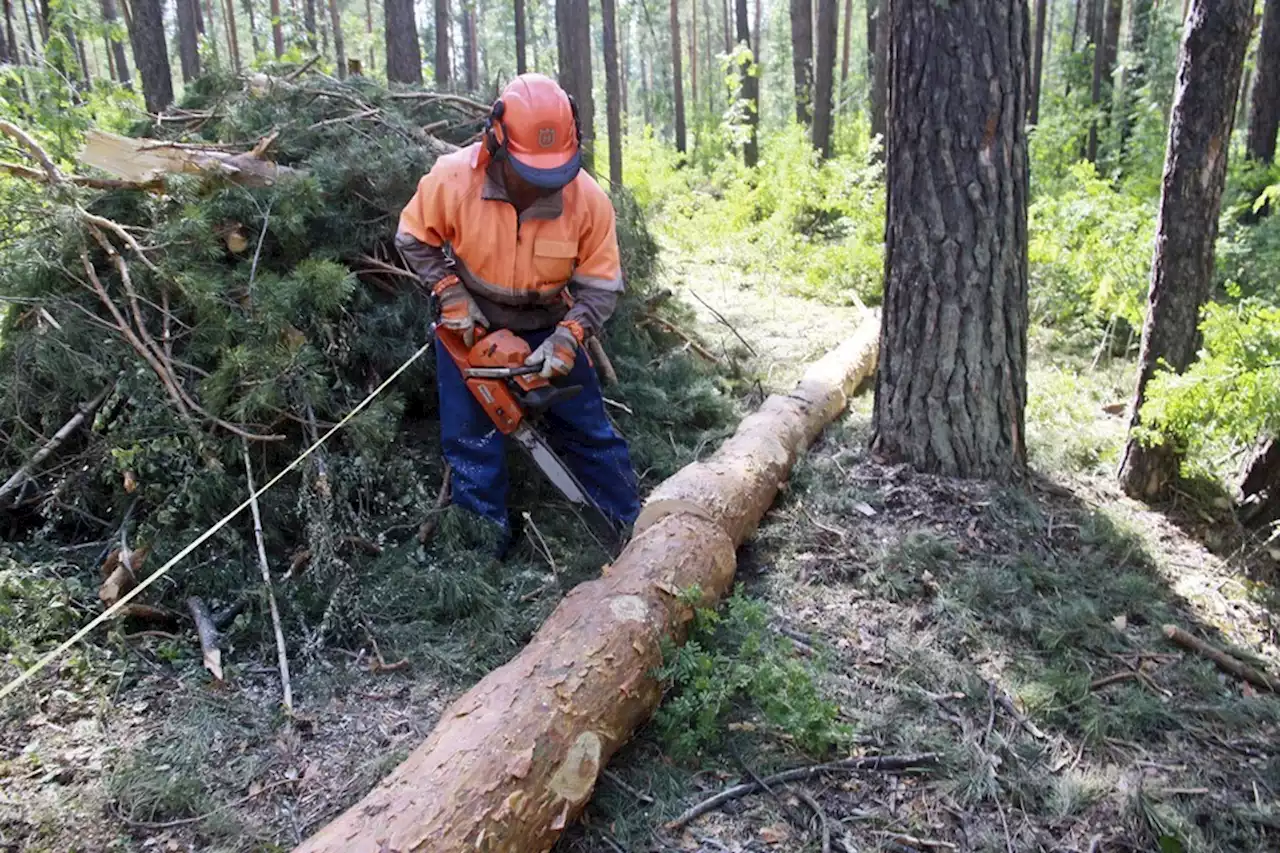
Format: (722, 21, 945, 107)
(80, 129, 305, 188)
(294, 315, 880, 853)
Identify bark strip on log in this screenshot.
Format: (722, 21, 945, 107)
(294, 315, 880, 853)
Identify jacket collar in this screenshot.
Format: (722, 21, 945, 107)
(481, 158, 565, 222)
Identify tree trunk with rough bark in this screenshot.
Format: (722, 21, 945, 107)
(840, 0, 851, 85)
(689, 0, 697, 108)
(176, 0, 201, 82)
(722, 0, 731, 53)
(271, 0, 285, 56)
(812, 0, 836, 156)
(128, 0, 174, 112)
(293, 320, 880, 853)
(384, 0, 422, 83)
(222, 0, 242, 70)
(463, 1, 477, 89)
(790, 0, 813, 124)
(304, 0, 316, 46)
(1248, 0, 1280, 162)
(328, 0, 345, 77)
(1030, 0, 1048, 123)
(871, 0, 887, 150)
(0, 6, 9, 61)
(101, 0, 130, 84)
(243, 0, 262, 58)
(872, 0, 1031, 483)
(557, 0, 595, 168)
(1238, 438, 1280, 529)
(602, 0, 622, 186)
(735, 0, 757, 166)
(514, 0, 526, 73)
(1118, 0, 1253, 499)
(669, 0, 686, 152)
(435, 0, 450, 86)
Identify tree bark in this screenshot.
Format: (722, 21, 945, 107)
(811, 0, 836, 156)
(0, 4, 9, 61)
(872, 0, 1031, 483)
(384, 0, 423, 83)
(735, 0, 757, 166)
(304, 0, 317, 48)
(176, 0, 201, 82)
(602, 0, 622, 187)
(557, 0, 596, 168)
(513, 0, 526, 73)
(1087, 0, 1104, 161)
(1118, 0, 1253, 499)
(870, 0, 887, 150)
(1248, 0, 1280, 162)
(243, 0, 261, 58)
(20, 0, 36, 61)
(1029, 0, 1048, 123)
(722, 0, 731, 53)
(222, 0, 242, 71)
(128, 0, 174, 112)
(462, 1, 477, 89)
(840, 0, 851, 85)
(293, 319, 880, 853)
(328, 0, 345, 77)
(669, 0, 686, 152)
(1238, 437, 1280, 529)
(434, 0, 450, 86)
(790, 0, 813, 124)
(271, 0, 284, 56)
(689, 0, 697, 108)
(101, 0, 131, 85)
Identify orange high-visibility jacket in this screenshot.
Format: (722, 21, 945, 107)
(396, 143, 623, 335)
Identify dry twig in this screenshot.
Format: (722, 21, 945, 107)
(417, 463, 453, 544)
(244, 441, 294, 712)
(0, 119, 62, 184)
(690, 289, 758, 356)
(1163, 624, 1280, 692)
(640, 312, 719, 363)
(794, 789, 831, 853)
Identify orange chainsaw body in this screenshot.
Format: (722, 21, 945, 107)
(436, 327, 548, 435)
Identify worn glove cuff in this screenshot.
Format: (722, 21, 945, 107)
(557, 319, 587, 346)
(432, 274, 462, 297)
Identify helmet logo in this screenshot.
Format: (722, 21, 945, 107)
(538, 127, 557, 149)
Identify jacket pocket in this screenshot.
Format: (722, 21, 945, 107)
(532, 239, 577, 285)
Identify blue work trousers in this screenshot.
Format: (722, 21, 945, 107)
(435, 328, 640, 532)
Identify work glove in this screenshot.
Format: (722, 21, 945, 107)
(433, 274, 488, 347)
(525, 321, 584, 379)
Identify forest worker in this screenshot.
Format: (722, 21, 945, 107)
(395, 73, 640, 554)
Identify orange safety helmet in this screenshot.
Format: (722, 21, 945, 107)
(485, 73, 582, 189)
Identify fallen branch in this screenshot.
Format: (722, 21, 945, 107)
(0, 383, 114, 506)
(665, 753, 940, 831)
(640, 312, 719, 363)
(0, 160, 164, 191)
(117, 603, 181, 627)
(0, 119, 62, 184)
(386, 91, 491, 113)
(588, 337, 619, 386)
(244, 442, 293, 712)
(417, 463, 453, 544)
(794, 789, 831, 853)
(690, 290, 757, 357)
(1090, 671, 1139, 691)
(186, 596, 224, 681)
(1162, 624, 1280, 692)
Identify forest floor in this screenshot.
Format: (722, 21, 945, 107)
(2, 244, 1279, 853)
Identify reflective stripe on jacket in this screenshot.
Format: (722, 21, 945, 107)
(397, 143, 622, 334)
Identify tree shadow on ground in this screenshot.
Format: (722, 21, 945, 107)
(560, 416, 1280, 853)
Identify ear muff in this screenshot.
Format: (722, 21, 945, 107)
(485, 99, 507, 159)
(566, 94, 584, 146)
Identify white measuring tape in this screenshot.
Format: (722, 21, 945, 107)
(0, 340, 434, 702)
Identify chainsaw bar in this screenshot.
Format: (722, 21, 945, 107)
(511, 424, 621, 551)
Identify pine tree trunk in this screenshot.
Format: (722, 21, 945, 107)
(1248, 0, 1280, 162)
(244, 0, 262, 58)
(752, 0, 760, 59)
(722, 0, 730, 53)
(1087, 0, 1103, 161)
(384, 0, 422, 82)
(811, 0, 836, 156)
(602, 0, 622, 187)
(872, 0, 1031, 482)
(557, 0, 596, 168)
(735, 0, 757, 166)
(365, 0, 374, 71)
(462, 2, 476, 89)
(328, 0, 345, 77)
(434, 0, 450, 86)
(176, 0, 200, 81)
(1030, 0, 1048, 123)
(513, 0, 526, 73)
(620, 13, 629, 115)
(101, 0, 131, 84)
(128, 0, 174, 112)
(790, 0, 813, 124)
(223, 0, 242, 71)
(839, 0, 851, 85)
(304, 0, 316, 47)
(870, 0, 887, 149)
(1102, 0, 1121, 74)
(3, 0, 17, 63)
(669, 0, 686, 152)
(0, 5, 9, 61)
(690, 0, 698, 110)
(271, 0, 284, 56)
(19, 0, 35, 60)
(1118, 0, 1253, 499)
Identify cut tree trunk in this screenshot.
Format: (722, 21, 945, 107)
(1118, 0, 1253, 499)
(669, 0, 687, 152)
(514, 0, 526, 73)
(602, 0, 623, 187)
(871, 0, 1031, 482)
(1030, 0, 1048, 123)
(384, 0, 423, 83)
(811, 0, 836, 157)
(557, 0, 595, 169)
(126, 0, 174, 112)
(735, 0, 758, 167)
(1248, 0, 1280, 163)
(294, 317, 880, 853)
(176, 0, 201, 82)
(790, 0, 813, 124)
(435, 0, 450, 86)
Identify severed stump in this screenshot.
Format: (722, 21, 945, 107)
(293, 316, 880, 853)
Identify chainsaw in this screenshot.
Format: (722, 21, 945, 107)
(433, 323, 621, 549)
